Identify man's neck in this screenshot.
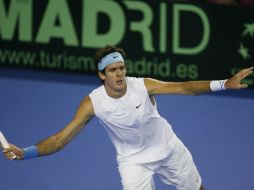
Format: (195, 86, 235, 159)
(104, 85, 127, 99)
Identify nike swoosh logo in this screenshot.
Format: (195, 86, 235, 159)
(136, 103, 142, 109)
(113, 56, 118, 58)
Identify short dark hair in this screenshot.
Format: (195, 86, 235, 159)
(94, 45, 127, 73)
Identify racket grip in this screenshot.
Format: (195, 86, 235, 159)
(0, 131, 17, 159)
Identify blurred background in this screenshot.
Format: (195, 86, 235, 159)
(0, 0, 254, 189)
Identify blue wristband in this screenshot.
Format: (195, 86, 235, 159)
(23, 146, 39, 159)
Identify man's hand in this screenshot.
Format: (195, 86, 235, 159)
(1, 143, 24, 160)
(225, 67, 253, 89)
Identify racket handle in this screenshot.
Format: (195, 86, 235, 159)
(0, 131, 17, 160)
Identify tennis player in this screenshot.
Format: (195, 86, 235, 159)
(1, 45, 253, 190)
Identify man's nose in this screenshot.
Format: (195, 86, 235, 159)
(116, 69, 123, 76)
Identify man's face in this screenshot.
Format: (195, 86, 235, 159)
(99, 62, 127, 92)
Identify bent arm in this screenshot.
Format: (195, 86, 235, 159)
(1, 96, 95, 160)
(36, 96, 94, 157)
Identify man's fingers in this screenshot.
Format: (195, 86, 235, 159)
(4, 147, 15, 152)
(3, 148, 12, 153)
(9, 152, 17, 160)
(239, 67, 253, 75)
(3, 149, 14, 157)
(4, 152, 16, 160)
(1, 142, 18, 160)
(239, 69, 253, 80)
(2, 148, 17, 160)
(235, 67, 253, 80)
(240, 84, 248, 89)
(236, 67, 251, 76)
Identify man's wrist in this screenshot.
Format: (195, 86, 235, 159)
(22, 146, 39, 160)
(210, 80, 227, 91)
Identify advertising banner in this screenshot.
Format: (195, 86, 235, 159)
(0, 0, 253, 87)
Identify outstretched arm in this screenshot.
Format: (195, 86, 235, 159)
(145, 67, 253, 95)
(1, 96, 95, 160)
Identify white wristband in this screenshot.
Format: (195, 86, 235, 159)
(210, 80, 227, 91)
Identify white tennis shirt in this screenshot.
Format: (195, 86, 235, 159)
(89, 77, 176, 164)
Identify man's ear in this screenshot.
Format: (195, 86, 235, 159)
(98, 71, 106, 81)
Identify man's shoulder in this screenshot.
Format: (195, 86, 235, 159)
(126, 76, 144, 84)
(126, 77, 147, 94)
(89, 85, 104, 98)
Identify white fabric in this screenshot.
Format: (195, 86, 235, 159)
(118, 134, 202, 190)
(89, 77, 175, 164)
(210, 80, 227, 91)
